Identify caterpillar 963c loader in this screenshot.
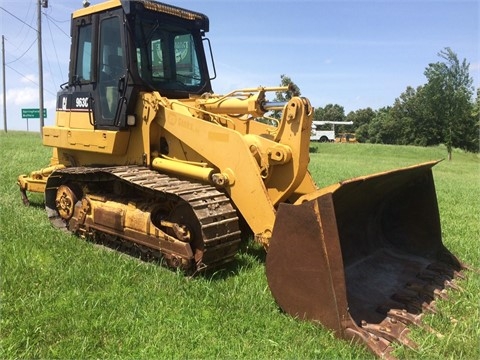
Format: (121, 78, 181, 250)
(17, 0, 466, 357)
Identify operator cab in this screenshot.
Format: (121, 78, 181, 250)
(57, 0, 212, 130)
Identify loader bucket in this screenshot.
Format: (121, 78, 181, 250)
(266, 161, 466, 358)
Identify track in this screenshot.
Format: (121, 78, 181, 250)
(45, 166, 242, 273)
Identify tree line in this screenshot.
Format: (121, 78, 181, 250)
(275, 48, 479, 156)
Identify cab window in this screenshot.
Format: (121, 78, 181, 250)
(75, 24, 92, 82)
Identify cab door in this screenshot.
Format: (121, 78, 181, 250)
(95, 14, 127, 129)
(65, 11, 129, 130)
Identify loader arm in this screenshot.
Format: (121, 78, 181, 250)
(146, 89, 315, 244)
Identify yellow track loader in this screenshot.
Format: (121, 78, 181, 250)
(17, 1, 466, 357)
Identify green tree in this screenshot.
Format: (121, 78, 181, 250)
(322, 104, 346, 123)
(314, 104, 346, 123)
(423, 47, 475, 158)
(355, 123, 370, 143)
(274, 74, 301, 101)
(346, 107, 376, 129)
(363, 48, 477, 153)
(470, 88, 480, 152)
(365, 107, 403, 144)
(389, 86, 436, 146)
(346, 108, 376, 142)
(473, 88, 480, 120)
(313, 104, 346, 131)
(271, 74, 301, 119)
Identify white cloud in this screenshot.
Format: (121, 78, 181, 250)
(6, 87, 39, 106)
(20, 74, 38, 85)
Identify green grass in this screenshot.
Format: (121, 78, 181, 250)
(1, 132, 479, 359)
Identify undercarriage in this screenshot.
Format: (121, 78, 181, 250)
(45, 166, 242, 273)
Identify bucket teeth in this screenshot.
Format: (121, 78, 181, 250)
(386, 308, 444, 339)
(444, 279, 462, 291)
(380, 308, 423, 327)
(406, 282, 448, 300)
(361, 317, 418, 350)
(416, 269, 462, 291)
(427, 261, 466, 280)
(390, 290, 437, 314)
(345, 327, 396, 360)
(417, 269, 451, 283)
(336, 259, 463, 359)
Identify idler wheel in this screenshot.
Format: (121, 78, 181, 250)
(55, 184, 79, 220)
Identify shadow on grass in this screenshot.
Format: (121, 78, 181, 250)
(82, 231, 267, 282)
(24, 200, 45, 210)
(18, 190, 45, 209)
(203, 241, 267, 280)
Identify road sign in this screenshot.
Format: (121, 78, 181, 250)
(21, 108, 47, 119)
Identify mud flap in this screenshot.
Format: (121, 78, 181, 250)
(266, 161, 465, 358)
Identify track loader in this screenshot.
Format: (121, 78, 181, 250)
(17, 0, 467, 357)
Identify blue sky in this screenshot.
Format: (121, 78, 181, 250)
(1, 0, 478, 131)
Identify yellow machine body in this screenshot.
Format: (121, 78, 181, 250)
(17, 1, 466, 358)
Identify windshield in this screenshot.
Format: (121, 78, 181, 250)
(134, 17, 206, 93)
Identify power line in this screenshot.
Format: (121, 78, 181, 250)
(4, 37, 58, 96)
(43, 13, 69, 38)
(1, 4, 37, 61)
(44, 15, 65, 84)
(2, 1, 60, 133)
(14, 1, 35, 51)
(2, 2, 67, 99)
(5, 64, 57, 97)
(5, 38, 37, 65)
(0, 6, 37, 33)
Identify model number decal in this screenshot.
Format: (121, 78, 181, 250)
(76, 97, 89, 108)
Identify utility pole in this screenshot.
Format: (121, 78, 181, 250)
(2, 35, 6, 133)
(38, 0, 48, 135)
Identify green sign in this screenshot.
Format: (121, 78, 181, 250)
(21, 108, 47, 119)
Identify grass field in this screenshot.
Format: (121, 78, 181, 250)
(1, 131, 479, 359)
